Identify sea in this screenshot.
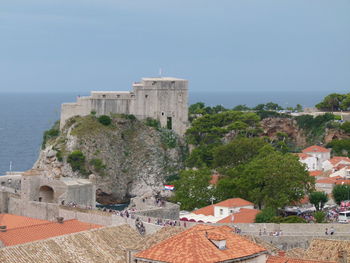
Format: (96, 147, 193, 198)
(0, 91, 329, 175)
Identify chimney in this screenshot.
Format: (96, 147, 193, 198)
(56, 217, 64, 224)
(0, 225, 7, 232)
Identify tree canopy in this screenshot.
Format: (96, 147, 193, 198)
(309, 191, 328, 210)
(171, 169, 214, 211)
(316, 93, 350, 111)
(332, 184, 350, 205)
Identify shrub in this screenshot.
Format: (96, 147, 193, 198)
(255, 207, 276, 223)
(56, 150, 63, 162)
(145, 118, 160, 129)
(341, 122, 350, 133)
(98, 115, 112, 126)
(272, 216, 307, 223)
(67, 150, 86, 173)
(160, 129, 177, 149)
(314, 211, 326, 223)
(89, 158, 106, 172)
(42, 125, 60, 149)
(90, 110, 96, 115)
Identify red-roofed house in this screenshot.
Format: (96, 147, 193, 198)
(323, 156, 350, 172)
(182, 198, 258, 223)
(135, 224, 268, 263)
(297, 153, 318, 171)
(302, 145, 331, 170)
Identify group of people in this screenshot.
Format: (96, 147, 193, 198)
(325, 227, 335, 235)
(135, 218, 146, 235)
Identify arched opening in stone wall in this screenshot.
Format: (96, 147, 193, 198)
(39, 185, 54, 203)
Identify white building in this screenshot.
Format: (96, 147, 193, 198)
(301, 145, 331, 171)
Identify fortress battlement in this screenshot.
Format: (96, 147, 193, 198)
(60, 77, 189, 136)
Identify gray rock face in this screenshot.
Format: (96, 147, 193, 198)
(34, 115, 185, 204)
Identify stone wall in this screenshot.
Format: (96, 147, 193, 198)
(60, 78, 189, 136)
(8, 197, 59, 221)
(259, 235, 350, 250)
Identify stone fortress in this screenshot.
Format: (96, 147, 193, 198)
(60, 77, 189, 136)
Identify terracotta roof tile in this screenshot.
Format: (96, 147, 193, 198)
(267, 255, 335, 263)
(0, 214, 49, 230)
(135, 224, 267, 263)
(329, 156, 350, 166)
(217, 208, 260, 224)
(309, 171, 323, 177)
(298, 153, 312, 160)
(0, 215, 101, 246)
(214, 198, 253, 208)
(210, 174, 220, 185)
(316, 178, 336, 184)
(302, 145, 330, 153)
(192, 204, 215, 216)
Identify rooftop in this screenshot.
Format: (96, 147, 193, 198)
(217, 208, 260, 224)
(267, 255, 335, 263)
(0, 224, 143, 263)
(142, 77, 187, 81)
(135, 224, 267, 263)
(302, 145, 330, 153)
(214, 198, 254, 208)
(0, 214, 101, 246)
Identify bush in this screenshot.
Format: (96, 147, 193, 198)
(42, 122, 60, 149)
(89, 158, 106, 172)
(56, 150, 63, 162)
(255, 207, 277, 223)
(98, 115, 112, 126)
(341, 122, 350, 133)
(67, 150, 87, 174)
(160, 129, 177, 149)
(314, 211, 326, 223)
(271, 216, 307, 223)
(145, 118, 160, 129)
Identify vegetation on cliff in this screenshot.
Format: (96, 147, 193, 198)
(38, 113, 185, 204)
(316, 93, 350, 111)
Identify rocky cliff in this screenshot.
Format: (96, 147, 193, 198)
(34, 115, 186, 204)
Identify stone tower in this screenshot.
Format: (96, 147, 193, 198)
(60, 77, 189, 136)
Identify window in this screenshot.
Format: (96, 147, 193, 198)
(145, 95, 148, 98)
(230, 210, 233, 214)
(161, 112, 164, 116)
(220, 209, 223, 215)
(117, 95, 120, 98)
(102, 94, 106, 98)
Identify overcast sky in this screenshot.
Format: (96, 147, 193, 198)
(0, 0, 349, 93)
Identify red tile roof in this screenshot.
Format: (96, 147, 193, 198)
(135, 225, 267, 263)
(330, 156, 350, 166)
(309, 171, 323, 177)
(316, 178, 336, 184)
(0, 214, 101, 246)
(267, 255, 336, 263)
(302, 145, 330, 153)
(214, 198, 253, 208)
(297, 153, 311, 160)
(192, 204, 215, 216)
(0, 214, 49, 230)
(217, 208, 260, 224)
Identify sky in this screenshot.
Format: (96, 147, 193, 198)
(0, 0, 349, 93)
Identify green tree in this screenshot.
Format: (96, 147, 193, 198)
(295, 104, 303, 112)
(332, 184, 350, 205)
(189, 102, 206, 115)
(309, 191, 328, 210)
(233, 147, 314, 209)
(213, 137, 267, 168)
(341, 93, 350, 110)
(326, 139, 350, 157)
(341, 122, 350, 134)
(316, 93, 346, 112)
(233, 104, 250, 111)
(255, 207, 277, 223)
(172, 169, 214, 210)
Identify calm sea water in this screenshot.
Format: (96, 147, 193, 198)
(0, 91, 328, 175)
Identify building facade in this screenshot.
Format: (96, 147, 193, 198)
(60, 77, 189, 136)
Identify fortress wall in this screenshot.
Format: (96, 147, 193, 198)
(259, 235, 350, 250)
(0, 191, 9, 213)
(235, 223, 350, 235)
(8, 197, 58, 221)
(90, 98, 132, 116)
